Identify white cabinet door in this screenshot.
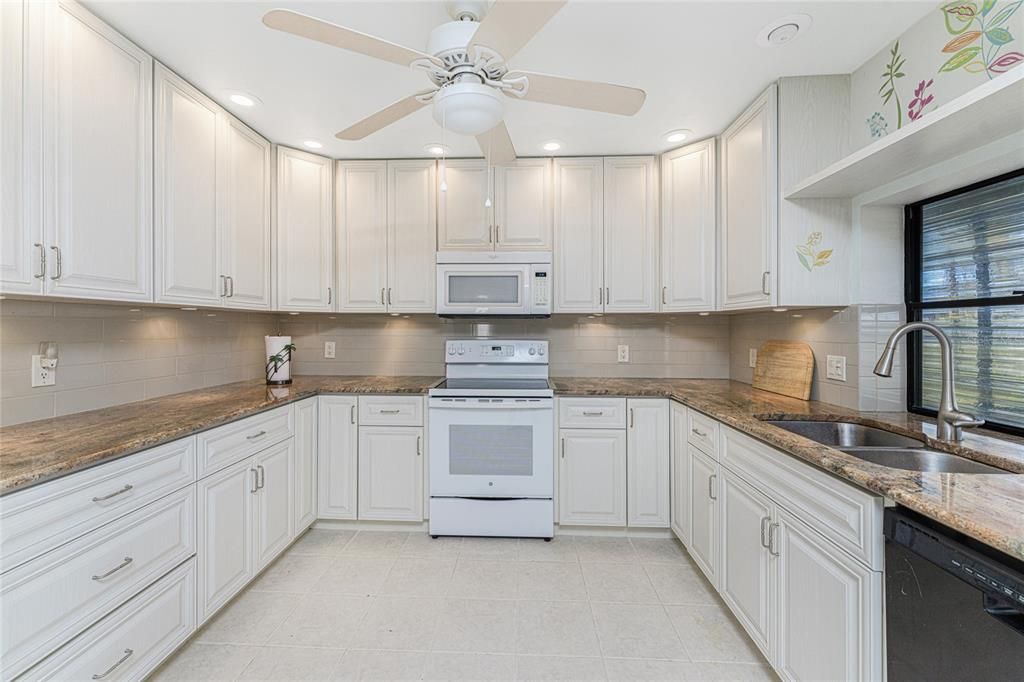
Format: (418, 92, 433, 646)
(558, 429, 627, 526)
(358, 426, 423, 522)
(254, 439, 293, 570)
(336, 160, 387, 311)
(45, 0, 152, 302)
(661, 139, 716, 311)
(688, 445, 719, 586)
(553, 158, 603, 312)
(293, 398, 317, 533)
(494, 159, 551, 250)
(317, 396, 358, 520)
(437, 159, 492, 250)
(603, 157, 657, 312)
(153, 64, 220, 306)
(719, 467, 774, 658)
(720, 84, 777, 310)
(219, 115, 271, 309)
(275, 146, 333, 311)
(775, 508, 882, 682)
(626, 399, 670, 528)
(670, 401, 690, 545)
(387, 159, 436, 313)
(0, 0, 44, 294)
(196, 456, 255, 625)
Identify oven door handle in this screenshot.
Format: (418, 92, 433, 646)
(429, 400, 552, 410)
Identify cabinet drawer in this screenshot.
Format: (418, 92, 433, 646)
(0, 486, 195, 679)
(0, 438, 196, 574)
(687, 409, 718, 456)
(719, 426, 884, 570)
(558, 398, 627, 429)
(196, 406, 294, 477)
(358, 395, 423, 426)
(22, 559, 196, 682)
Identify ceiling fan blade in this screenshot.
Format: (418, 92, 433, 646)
(336, 94, 428, 140)
(476, 122, 517, 165)
(508, 70, 646, 116)
(263, 9, 442, 68)
(468, 0, 566, 62)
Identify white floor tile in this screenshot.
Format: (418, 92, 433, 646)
(343, 531, 410, 557)
(516, 561, 588, 601)
(458, 537, 519, 561)
(424, 652, 516, 681)
(332, 650, 427, 681)
(591, 603, 688, 660)
(197, 591, 298, 645)
(664, 604, 765, 664)
(381, 557, 456, 597)
(643, 561, 718, 605)
(238, 645, 343, 681)
(431, 598, 517, 654)
(574, 537, 639, 563)
(350, 596, 442, 651)
(449, 559, 518, 599)
(290, 529, 356, 556)
(268, 593, 373, 648)
(516, 537, 578, 563)
(250, 554, 334, 594)
(582, 563, 659, 603)
(153, 642, 260, 681)
(314, 557, 396, 596)
(515, 655, 607, 681)
(683, 661, 778, 681)
(402, 533, 463, 558)
(602, 657, 692, 681)
(515, 600, 601, 657)
(630, 538, 688, 563)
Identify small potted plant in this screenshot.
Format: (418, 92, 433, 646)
(265, 336, 296, 385)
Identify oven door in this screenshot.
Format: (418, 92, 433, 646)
(428, 397, 553, 498)
(436, 264, 531, 316)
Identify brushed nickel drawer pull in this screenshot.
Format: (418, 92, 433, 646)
(350, 404, 356, 424)
(692, 427, 707, 438)
(662, 286, 667, 305)
(768, 522, 780, 556)
(416, 436, 422, 456)
(247, 430, 267, 441)
(92, 648, 133, 679)
(582, 410, 604, 416)
(92, 556, 133, 581)
(251, 468, 259, 493)
(379, 409, 401, 414)
(92, 484, 133, 502)
(629, 408, 635, 428)
(560, 438, 565, 459)
(387, 287, 392, 305)
(49, 245, 62, 280)
(762, 271, 771, 296)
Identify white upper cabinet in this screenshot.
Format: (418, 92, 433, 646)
(493, 159, 552, 250)
(553, 158, 603, 313)
(387, 159, 436, 313)
(336, 160, 388, 312)
(154, 64, 220, 306)
(604, 156, 658, 312)
(44, 0, 153, 302)
(719, 84, 778, 310)
(661, 139, 716, 311)
(438, 159, 492, 250)
(219, 115, 271, 309)
(275, 146, 334, 311)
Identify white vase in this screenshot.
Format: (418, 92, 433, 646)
(265, 335, 293, 385)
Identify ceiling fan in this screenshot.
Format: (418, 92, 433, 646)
(262, 1, 646, 164)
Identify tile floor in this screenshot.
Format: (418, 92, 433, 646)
(155, 530, 775, 681)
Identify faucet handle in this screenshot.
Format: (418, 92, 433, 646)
(950, 411, 985, 429)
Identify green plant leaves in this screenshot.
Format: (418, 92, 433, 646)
(986, 27, 1014, 45)
(943, 30, 982, 51)
(940, 46, 982, 71)
(989, 1, 1023, 28)
(981, 0, 997, 14)
(797, 252, 812, 272)
(942, 2, 979, 34)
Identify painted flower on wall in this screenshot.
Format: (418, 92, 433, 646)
(907, 78, 935, 120)
(939, 0, 1024, 79)
(796, 232, 833, 273)
(878, 41, 906, 129)
(867, 112, 890, 138)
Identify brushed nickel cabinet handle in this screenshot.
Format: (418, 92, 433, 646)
(416, 435, 421, 456)
(379, 409, 401, 414)
(92, 648, 133, 679)
(760, 516, 771, 549)
(34, 243, 45, 279)
(387, 288, 392, 305)
(381, 288, 386, 305)
(495, 225, 500, 243)
(350, 404, 356, 424)
(692, 427, 707, 438)
(251, 468, 259, 493)
(257, 464, 265, 489)
(662, 286, 667, 305)
(605, 287, 610, 304)
(582, 410, 604, 416)
(49, 245, 62, 280)
(327, 287, 332, 304)
(768, 522, 780, 556)
(220, 274, 228, 297)
(708, 474, 717, 500)
(227, 276, 234, 297)
(92, 484, 133, 503)
(92, 556, 133, 581)
(762, 271, 771, 296)
(246, 430, 267, 441)
(598, 288, 603, 305)
(629, 408, 635, 428)
(560, 438, 565, 459)
(489, 225, 494, 244)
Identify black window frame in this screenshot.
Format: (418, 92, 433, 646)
(904, 167, 1024, 438)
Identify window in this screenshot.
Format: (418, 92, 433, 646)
(905, 169, 1024, 436)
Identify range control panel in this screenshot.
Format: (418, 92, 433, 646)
(445, 339, 548, 363)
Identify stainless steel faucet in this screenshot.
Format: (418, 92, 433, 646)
(874, 321, 984, 441)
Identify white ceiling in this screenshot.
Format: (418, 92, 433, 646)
(86, 1, 934, 159)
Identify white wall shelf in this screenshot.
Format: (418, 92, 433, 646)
(785, 68, 1024, 200)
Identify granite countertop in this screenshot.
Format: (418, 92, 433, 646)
(2, 375, 1023, 563)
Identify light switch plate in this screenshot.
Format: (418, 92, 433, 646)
(826, 354, 847, 381)
(31, 355, 56, 387)
(324, 341, 336, 359)
(749, 348, 758, 368)
(617, 345, 630, 363)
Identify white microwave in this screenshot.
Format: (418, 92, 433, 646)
(436, 251, 552, 317)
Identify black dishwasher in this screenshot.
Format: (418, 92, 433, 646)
(885, 507, 1024, 681)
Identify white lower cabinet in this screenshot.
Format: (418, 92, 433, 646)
(317, 396, 358, 520)
(253, 440, 294, 570)
(293, 398, 317, 533)
(669, 402, 690, 545)
(687, 445, 719, 586)
(626, 399, 670, 528)
(558, 429, 627, 526)
(358, 426, 423, 522)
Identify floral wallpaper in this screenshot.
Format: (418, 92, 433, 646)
(850, 1, 1023, 148)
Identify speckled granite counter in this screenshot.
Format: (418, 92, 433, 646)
(2, 375, 1022, 563)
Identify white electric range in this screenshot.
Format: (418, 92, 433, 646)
(428, 339, 554, 539)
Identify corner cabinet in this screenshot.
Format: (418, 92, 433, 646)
(275, 146, 334, 312)
(661, 139, 716, 311)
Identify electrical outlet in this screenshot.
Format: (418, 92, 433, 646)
(749, 348, 758, 368)
(617, 344, 630, 363)
(324, 341, 336, 359)
(31, 355, 56, 387)
(826, 354, 847, 381)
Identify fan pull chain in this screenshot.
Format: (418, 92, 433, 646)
(440, 107, 448, 192)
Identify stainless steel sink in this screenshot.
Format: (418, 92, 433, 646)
(765, 420, 924, 447)
(839, 448, 1010, 474)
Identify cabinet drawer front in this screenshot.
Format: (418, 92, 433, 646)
(558, 398, 627, 429)
(196, 406, 294, 477)
(687, 410, 718, 456)
(0, 487, 195, 679)
(719, 426, 883, 570)
(358, 395, 423, 426)
(23, 559, 196, 682)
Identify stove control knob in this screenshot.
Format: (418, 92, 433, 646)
(457, 346, 465, 355)
(528, 347, 536, 356)
(538, 347, 546, 356)
(448, 346, 456, 356)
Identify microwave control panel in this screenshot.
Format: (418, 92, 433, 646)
(531, 267, 550, 308)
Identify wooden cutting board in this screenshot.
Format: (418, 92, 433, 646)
(753, 341, 814, 400)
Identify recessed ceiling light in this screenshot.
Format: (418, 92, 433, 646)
(664, 129, 692, 144)
(698, 312, 711, 316)
(542, 140, 562, 152)
(773, 307, 789, 312)
(302, 140, 323, 150)
(424, 143, 449, 155)
(128, 308, 141, 312)
(227, 91, 261, 107)
(288, 312, 300, 316)
(756, 14, 812, 48)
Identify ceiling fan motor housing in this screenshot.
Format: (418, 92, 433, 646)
(433, 82, 504, 136)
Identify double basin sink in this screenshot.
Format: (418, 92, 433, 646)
(765, 420, 1009, 474)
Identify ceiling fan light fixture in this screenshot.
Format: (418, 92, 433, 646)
(664, 129, 692, 144)
(755, 14, 812, 48)
(432, 82, 504, 137)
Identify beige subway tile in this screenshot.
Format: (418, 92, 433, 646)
(0, 317, 103, 343)
(0, 300, 54, 317)
(1, 393, 55, 426)
(55, 381, 145, 416)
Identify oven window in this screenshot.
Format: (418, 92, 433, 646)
(449, 425, 534, 476)
(448, 275, 520, 304)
